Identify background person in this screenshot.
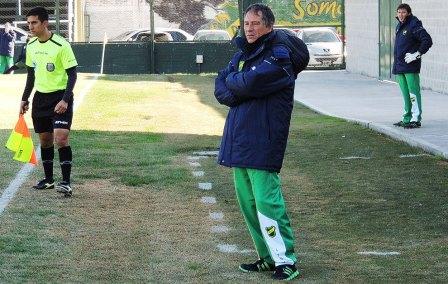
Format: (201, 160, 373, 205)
(392, 3, 432, 129)
(214, 3, 309, 281)
(19, 7, 78, 197)
(0, 22, 16, 74)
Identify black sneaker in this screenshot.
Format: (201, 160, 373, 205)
(407, 121, 421, 128)
(272, 264, 300, 281)
(32, 179, 55, 190)
(56, 181, 72, 197)
(393, 121, 409, 127)
(239, 259, 275, 273)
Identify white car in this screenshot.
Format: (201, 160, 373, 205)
(157, 28, 193, 41)
(193, 30, 231, 41)
(0, 24, 29, 44)
(296, 27, 344, 68)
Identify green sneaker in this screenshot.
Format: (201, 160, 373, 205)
(239, 259, 275, 272)
(272, 264, 300, 281)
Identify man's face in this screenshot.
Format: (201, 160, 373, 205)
(397, 9, 409, 23)
(27, 15, 48, 37)
(244, 10, 272, 43)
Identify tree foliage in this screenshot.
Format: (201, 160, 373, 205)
(146, 0, 226, 34)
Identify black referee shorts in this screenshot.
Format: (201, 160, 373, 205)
(31, 90, 74, 133)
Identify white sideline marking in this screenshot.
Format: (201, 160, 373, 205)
(73, 74, 99, 111)
(339, 156, 371, 160)
(192, 171, 204, 177)
(187, 156, 205, 161)
(218, 244, 238, 253)
(0, 147, 41, 214)
(399, 154, 430, 158)
(358, 251, 400, 256)
(201, 196, 216, 204)
(0, 74, 99, 215)
(198, 182, 212, 190)
(192, 151, 219, 157)
(209, 212, 224, 221)
(211, 225, 230, 233)
(217, 244, 254, 254)
(189, 162, 201, 167)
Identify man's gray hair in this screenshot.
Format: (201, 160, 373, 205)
(245, 3, 275, 28)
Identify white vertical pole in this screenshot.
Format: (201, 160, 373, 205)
(68, 0, 73, 41)
(18, 0, 22, 16)
(100, 32, 107, 74)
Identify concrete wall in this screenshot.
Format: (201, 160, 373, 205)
(84, 0, 171, 42)
(345, 0, 448, 94)
(345, 0, 379, 77)
(406, 0, 448, 94)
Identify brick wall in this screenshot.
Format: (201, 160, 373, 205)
(345, 0, 379, 77)
(406, 1, 448, 93)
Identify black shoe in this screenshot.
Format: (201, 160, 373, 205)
(239, 259, 275, 272)
(393, 121, 407, 127)
(408, 121, 421, 128)
(32, 179, 55, 190)
(56, 181, 72, 197)
(404, 121, 421, 129)
(272, 264, 300, 281)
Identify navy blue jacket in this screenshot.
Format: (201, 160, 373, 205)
(0, 29, 16, 57)
(393, 15, 432, 74)
(215, 30, 309, 172)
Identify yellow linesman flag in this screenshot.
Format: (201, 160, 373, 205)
(5, 115, 37, 165)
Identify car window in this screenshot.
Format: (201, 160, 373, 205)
(169, 32, 186, 41)
(136, 32, 171, 42)
(303, 31, 339, 43)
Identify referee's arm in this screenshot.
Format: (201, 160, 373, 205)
(20, 66, 35, 114)
(55, 67, 77, 114)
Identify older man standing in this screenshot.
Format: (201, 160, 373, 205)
(214, 3, 309, 281)
(392, 3, 432, 129)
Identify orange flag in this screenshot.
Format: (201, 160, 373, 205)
(5, 115, 37, 165)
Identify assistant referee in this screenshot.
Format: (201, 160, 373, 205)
(20, 7, 78, 197)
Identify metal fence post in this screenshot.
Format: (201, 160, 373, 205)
(55, 0, 60, 35)
(149, 0, 155, 74)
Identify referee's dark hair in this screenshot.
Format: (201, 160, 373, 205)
(26, 7, 49, 23)
(245, 3, 275, 28)
(397, 3, 412, 14)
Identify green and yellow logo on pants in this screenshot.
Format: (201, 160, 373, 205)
(266, 226, 276, 238)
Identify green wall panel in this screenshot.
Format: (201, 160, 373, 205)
(69, 42, 236, 74)
(155, 42, 237, 74)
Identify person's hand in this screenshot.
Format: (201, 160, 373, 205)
(20, 101, 29, 114)
(54, 100, 68, 114)
(4, 22, 11, 33)
(405, 51, 421, 63)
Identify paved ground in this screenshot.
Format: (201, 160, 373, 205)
(294, 70, 448, 159)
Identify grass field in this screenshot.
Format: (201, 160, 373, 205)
(0, 73, 447, 282)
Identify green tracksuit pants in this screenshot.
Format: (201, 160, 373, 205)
(0, 55, 13, 74)
(233, 167, 296, 266)
(396, 73, 422, 123)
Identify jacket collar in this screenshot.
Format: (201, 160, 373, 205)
(396, 14, 413, 27)
(235, 31, 275, 61)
